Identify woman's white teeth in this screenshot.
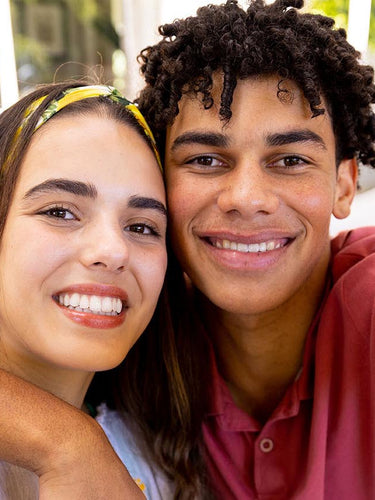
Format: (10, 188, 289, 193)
(215, 239, 281, 253)
(70, 293, 80, 307)
(80, 294, 89, 309)
(58, 293, 123, 315)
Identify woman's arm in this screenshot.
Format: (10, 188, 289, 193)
(0, 369, 144, 499)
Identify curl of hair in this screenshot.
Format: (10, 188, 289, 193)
(137, 0, 375, 167)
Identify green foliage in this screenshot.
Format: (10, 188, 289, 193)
(14, 33, 48, 67)
(310, 0, 375, 50)
(370, 4, 375, 50)
(64, 0, 98, 22)
(11, 0, 119, 91)
(310, 0, 349, 29)
(17, 0, 98, 19)
(64, 0, 120, 47)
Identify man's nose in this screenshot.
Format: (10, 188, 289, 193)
(216, 162, 280, 216)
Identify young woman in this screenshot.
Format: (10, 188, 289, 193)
(0, 82, 173, 499)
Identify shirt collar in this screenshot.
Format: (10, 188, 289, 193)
(204, 282, 332, 428)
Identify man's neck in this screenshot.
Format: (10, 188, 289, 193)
(200, 279, 326, 424)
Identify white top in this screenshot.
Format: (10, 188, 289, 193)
(0, 461, 38, 500)
(96, 404, 175, 499)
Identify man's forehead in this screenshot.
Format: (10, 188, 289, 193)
(166, 75, 327, 140)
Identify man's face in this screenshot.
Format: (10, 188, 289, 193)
(165, 75, 356, 316)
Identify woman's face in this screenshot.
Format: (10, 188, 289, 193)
(0, 114, 167, 379)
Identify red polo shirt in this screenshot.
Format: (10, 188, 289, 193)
(202, 227, 375, 499)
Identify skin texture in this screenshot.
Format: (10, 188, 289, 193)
(0, 115, 167, 409)
(165, 75, 357, 419)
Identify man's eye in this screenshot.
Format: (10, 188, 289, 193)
(270, 156, 309, 169)
(41, 207, 75, 219)
(283, 156, 304, 167)
(188, 156, 225, 168)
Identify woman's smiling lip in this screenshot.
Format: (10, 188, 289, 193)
(55, 283, 129, 300)
(53, 283, 129, 329)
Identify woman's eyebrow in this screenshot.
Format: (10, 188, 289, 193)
(23, 179, 98, 199)
(22, 181, 166, 215)
(128, 196, 167, 217)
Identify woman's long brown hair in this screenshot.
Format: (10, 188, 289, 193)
(88, 248, 213, 499)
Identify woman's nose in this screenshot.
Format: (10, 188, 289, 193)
(79, 220, 129, 273)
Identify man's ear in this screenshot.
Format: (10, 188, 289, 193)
(332, 158, 358, 220)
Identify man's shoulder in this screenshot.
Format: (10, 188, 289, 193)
(330, 226, 375, 280)
(323, 227, 375, 332)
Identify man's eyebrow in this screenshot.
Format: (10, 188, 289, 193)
(24, 179, 97, 199)
(266, 129, 327, 149)
(170, 131, 229, 151)
(128, 195, 167, 217)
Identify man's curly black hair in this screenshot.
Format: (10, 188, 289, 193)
(138, 0, 375, 168)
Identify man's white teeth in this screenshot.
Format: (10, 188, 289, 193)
(215, 239, 281, 253)
(58, 293, 123, 315)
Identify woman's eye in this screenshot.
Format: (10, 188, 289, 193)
(40, 207, 75, 220)
(125, 224, 159, 236)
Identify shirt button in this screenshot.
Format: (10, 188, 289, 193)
(259, 438, 274, 453)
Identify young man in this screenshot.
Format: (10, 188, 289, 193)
(0, 0, 374, 498)
(134, 0, 375, 497)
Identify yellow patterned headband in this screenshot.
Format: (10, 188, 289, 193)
(16, 85, 162, 170)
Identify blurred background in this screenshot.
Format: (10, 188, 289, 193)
(0, 0, 374, 233)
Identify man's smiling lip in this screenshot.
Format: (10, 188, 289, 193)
(208, 236, 290, 253)
(195, 229, 297, 270)
(195, 229, 297, 246)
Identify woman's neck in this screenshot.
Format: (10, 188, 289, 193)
(0, 351, 93, 408)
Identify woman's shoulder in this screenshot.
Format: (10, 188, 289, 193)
(96, 404, 175, 499)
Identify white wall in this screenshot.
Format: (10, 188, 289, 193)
(120, 0, 249, 99)
(160, 0, 248, 23)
